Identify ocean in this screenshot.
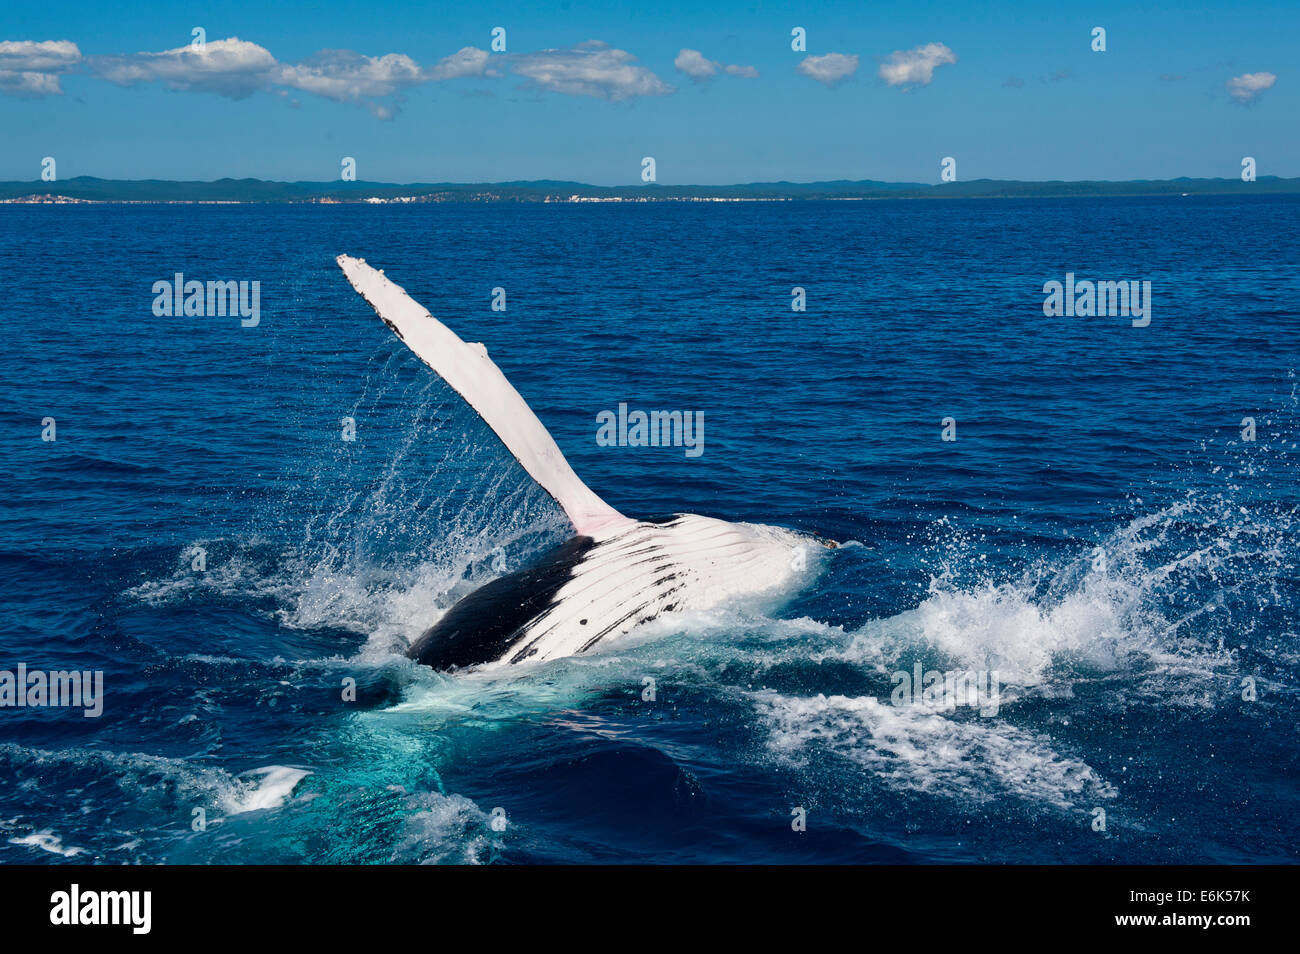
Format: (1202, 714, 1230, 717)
(1, 196, 1297, 863)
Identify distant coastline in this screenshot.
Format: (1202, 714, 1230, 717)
(2, 175, 1297, 204)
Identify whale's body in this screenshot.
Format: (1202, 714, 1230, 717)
(407, 514, 800, 669)
(337, 255, 811, 670)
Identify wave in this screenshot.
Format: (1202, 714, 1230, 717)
(0, 743, 310, 818)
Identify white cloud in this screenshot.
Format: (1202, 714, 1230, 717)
(276, 50, 423, 102)
(90, 37, 491, 116)
(1227, 71, 1276, 104)
(4, 35, 682, 109)
(674, 48, 718, 80)
(0, 39, 81, 72)
(0, 40, 81, 97)
(797, 52, 859, 87)
(426, 46, 493, 81)
(0, 71, 63, 96)
(878, 42, 957, 88)
(511, 42, 673, 100)
(674, 48, 757, 81)
(93, 37, 278, 99)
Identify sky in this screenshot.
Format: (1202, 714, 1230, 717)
(0, 0, 1293, 184)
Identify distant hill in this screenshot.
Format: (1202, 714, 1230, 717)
(2, 175, 1297, 203)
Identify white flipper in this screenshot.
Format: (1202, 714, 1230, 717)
(337, 255, 633, 536)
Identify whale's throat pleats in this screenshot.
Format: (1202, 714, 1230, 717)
(406, 536, 596, 670)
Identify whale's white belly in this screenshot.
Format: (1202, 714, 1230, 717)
(501, 514, 802, 665)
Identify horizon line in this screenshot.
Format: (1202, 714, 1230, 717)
(5, 174, 1297, 187)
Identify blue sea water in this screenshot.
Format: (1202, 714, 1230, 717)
(0, 196, 1297, 864)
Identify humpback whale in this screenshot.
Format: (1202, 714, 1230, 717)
(337, 255, 824, 670)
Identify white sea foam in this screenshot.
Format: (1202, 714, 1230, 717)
(390, 790, 496, 864)
(8, 829, 86, 857)
(0, 743, 309, 821)
(753, 690, 1116, 809)
(225, 766, 313, 814)
(123, 536, 297, 608)
(832, 500, 1260, 699)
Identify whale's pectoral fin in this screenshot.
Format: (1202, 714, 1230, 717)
(337, 255, 633, 537)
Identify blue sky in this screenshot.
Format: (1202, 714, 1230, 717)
(0, 0, 1293, 184)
